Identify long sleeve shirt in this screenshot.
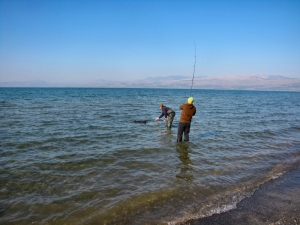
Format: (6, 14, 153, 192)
(179, 103, 196, 123)
(159, 106, 172, 119)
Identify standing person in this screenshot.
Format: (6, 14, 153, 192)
(155, 104, 175, 129)
(177, 97, 196, 142)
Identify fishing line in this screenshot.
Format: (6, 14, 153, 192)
(190, 42, 196, 97)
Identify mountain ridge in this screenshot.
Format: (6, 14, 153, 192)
(1, 75, 299, 92)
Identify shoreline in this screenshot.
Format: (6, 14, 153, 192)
(183, 167, 300, 225)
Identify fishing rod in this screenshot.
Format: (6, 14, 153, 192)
(190, 42, 196, 97)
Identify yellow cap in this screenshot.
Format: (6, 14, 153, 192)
(188, 97, 194, 104)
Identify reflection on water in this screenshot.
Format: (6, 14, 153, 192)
(176, 143, 194, 182)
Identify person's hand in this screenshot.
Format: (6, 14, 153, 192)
(155, 117, 159, 121)
(163, 118, 167, 122)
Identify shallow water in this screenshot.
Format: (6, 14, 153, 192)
(0, 88, 300, 224)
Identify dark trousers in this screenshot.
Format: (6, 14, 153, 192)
(177, 122, 191, 142)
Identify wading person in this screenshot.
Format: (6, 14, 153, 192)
(155, 104, 175, 129)
(177, 97, 196, 142)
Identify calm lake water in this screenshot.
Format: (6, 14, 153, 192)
(1, 88, 300, 224)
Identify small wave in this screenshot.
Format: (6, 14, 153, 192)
(165, 189, 254, 225)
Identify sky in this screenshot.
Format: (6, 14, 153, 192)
(0, 0, 299, 84)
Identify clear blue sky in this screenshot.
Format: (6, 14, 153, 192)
(1, 0, 299, 84)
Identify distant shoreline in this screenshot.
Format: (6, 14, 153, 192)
(1, 87, 300, 93)
(1, 75, 300, 92)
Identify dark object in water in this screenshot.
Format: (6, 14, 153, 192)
(133, 120, 147, 124)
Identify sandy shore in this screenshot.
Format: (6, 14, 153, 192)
(183, 167, 300, 225)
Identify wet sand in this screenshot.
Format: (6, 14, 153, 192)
(183, 167, 300, 225)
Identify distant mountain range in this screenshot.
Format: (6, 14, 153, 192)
(1, 75, 300, 92)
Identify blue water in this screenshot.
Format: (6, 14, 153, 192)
(0, 88, 300, 224)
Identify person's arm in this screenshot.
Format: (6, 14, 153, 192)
(155, 109, 164, 121)
(155, 107, 167, 121)
(162, 107, 168, 118)
(163, 107, 169, 121)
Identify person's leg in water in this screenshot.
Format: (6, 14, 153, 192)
(177, 122, 186, 142)
(183, 122, 191, 141)
(167, 112, 175, 129)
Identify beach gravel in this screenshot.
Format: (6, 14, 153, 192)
(184, 167, 300, 225)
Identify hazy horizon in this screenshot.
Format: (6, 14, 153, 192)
(1, 74, 300, 92)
